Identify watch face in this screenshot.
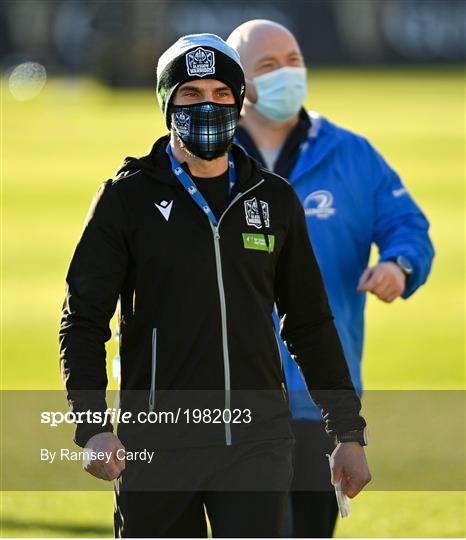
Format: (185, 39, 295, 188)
(397, 256, 413, 275)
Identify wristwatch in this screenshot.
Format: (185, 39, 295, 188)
(393, 255, 413, 278)
(336, 426, 368, 446)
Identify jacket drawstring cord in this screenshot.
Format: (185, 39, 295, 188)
(256, 196, 271, 253)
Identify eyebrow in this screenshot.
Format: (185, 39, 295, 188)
(179, 85, 202, 93)
(256, 51, 302, 64)
(179, 85, 231, 92)
(256, 56, 276, 65)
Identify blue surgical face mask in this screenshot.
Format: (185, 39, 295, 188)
(250, 66, 308, 122)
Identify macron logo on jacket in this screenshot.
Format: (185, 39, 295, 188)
(155, 200, 173, 221)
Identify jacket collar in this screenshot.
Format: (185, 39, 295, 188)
(116, 134, 263, 189)
(289, 112, 342, 183)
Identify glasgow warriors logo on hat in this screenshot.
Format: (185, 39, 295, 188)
(186, 47, 215, 77)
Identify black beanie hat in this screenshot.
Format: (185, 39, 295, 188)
(156, 33, 245, 128)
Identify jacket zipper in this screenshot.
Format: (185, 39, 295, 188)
(210, 179, 265, 445)
(149, 328, 157, 412)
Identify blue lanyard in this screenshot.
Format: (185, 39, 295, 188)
(165, 143, 236, 227)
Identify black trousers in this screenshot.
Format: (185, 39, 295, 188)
(114, 438, 294, 538)
(286, 420, 339, 538)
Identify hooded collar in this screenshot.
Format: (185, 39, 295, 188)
(234, 109, 343, 184)
(115, 134, 263, 189)
(288, 112, 342, 183)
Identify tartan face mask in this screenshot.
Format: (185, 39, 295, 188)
(171, 102, 239, 160)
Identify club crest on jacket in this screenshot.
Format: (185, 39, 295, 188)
(244, 197, 270, 229)
(303, 190, 335, 219)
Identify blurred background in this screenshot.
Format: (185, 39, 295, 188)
(1, 0, 466, 80)
(1, 0, 464, 537)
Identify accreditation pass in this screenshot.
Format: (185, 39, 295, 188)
(326, 452, 351, 518)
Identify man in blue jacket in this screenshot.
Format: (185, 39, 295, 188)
(228, 19, 434, 538)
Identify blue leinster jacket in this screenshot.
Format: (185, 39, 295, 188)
(238, 111, 434, 420)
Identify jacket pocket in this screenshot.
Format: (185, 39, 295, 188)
(273, 332, 288, 404)
(149, 328, 157, 412)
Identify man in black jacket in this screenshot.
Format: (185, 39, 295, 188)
(60, 33, 370, 538)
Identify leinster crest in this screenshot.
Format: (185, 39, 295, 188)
(186, 47, 215, 77)
(174, 110, 191, 136)
(244, 197, 270, 229)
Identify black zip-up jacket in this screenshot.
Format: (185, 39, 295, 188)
(59, 135, 366, 448)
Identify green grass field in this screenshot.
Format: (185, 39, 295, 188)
(1, 67, 464, 537)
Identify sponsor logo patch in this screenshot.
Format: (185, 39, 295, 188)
(244, 197, 270, 229)
(186, 47, 215, 77)
(242, 233, 275, 253)
(392, 187, 407, 198)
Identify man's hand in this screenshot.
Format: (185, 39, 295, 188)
(330, 442, 371, 498)
(357, 262, 405, 302)
(83, 432, 125, 481)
